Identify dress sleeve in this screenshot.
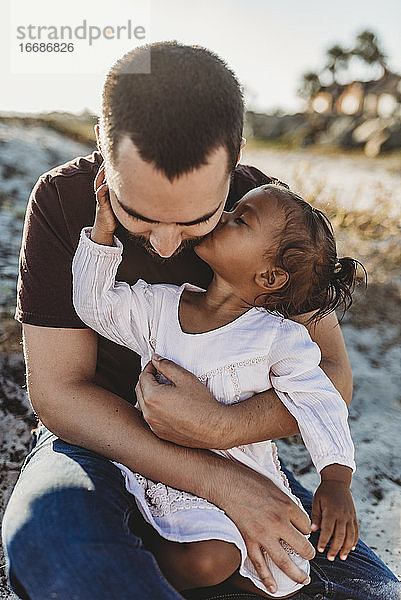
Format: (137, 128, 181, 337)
(269, 318, 356, 474)
(72, 227, 152, 356)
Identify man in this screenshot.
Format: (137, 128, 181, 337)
(2, 42, 400, 600)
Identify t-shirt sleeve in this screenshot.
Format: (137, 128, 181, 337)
(269, 318, 356, 474)
(15, 174, 89, 328)
(72, 227, 152, 356)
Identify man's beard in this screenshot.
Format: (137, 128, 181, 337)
(117, 225, 208, 263)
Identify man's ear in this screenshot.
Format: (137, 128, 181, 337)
(235, 137, 247, 166)
(94, 123, 104, 157)
(255, 268, 289, 292)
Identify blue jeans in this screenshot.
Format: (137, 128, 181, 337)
(2, 425, 400, 600)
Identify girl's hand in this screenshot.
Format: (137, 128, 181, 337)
(311, 480, 359, 561)
(91, 164, 117, 245)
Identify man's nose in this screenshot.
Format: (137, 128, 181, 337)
(149, 225, 182, 258)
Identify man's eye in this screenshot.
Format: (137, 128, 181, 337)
(129, 214, 158, 224)
(234, 216, 247, 225)
(195, 216, 212, 226)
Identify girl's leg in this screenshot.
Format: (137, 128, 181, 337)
(133, 511, 296, 598)
(142, 527, 241, 591)
(139, 520, 295, 599)
(2, 425, 183, 600)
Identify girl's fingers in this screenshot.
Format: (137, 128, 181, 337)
(310, 498, 321, 532)
(327, 521, 346, 560)
(94, 164, 106, 190)
(353, 520, 359, 550)
(248, 545, 277, 595)
(340, 522, 356, 560)
(317, 516, 335, 553)
(95, 182, 109, 203)
(94, 166, 110, 202)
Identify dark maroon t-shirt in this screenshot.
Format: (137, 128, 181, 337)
(15, 151, 280, 405)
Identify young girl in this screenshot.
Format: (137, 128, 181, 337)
(72, 181, 360, 599)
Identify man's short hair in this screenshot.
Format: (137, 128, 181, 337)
(100, 41, 244, 180)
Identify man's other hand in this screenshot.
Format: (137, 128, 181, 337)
(135, 355, 225, 448)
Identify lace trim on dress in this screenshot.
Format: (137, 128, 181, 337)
(147, 340, 270, 404)
(133, 474, 223, 518)
(271, 444, 303, 558)
(199, 356, 270, 402)
(271, 442, 292, 493)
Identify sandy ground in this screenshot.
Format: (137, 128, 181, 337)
(241, 144, 401, 213)
(0, 123, 400, 597)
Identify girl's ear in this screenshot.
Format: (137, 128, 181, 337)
(255, 268, 289, 292)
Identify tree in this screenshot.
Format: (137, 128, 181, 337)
(298, 30, 391, 102)
(352, 30, 387, 72)
(325, 44, 350, 83)
(298, 71, 321, 100)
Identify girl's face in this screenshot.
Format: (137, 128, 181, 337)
(195, 188, 285, 297)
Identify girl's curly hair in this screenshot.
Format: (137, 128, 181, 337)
(254, 184, 367, 325)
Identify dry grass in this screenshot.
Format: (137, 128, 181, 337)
(289, 169, 401, 291)
(0, 317, 22, 355)
(0, 112, 97, 145)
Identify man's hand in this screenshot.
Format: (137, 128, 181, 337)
(311, 465, 358, 562)
(135, 355, 225, 448)
(220, 466, 314, 594)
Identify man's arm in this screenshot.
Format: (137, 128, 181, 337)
(23, 324, 225, 488)
(138, 311, 352, 449)
(23, 323, 314, 590)
(293, 310, 353, 406)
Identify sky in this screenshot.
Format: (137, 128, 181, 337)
(2, 0, 400, 115)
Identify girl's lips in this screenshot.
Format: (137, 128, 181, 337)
(206, 219, 224, 239)
(199, 227, 216, 245)
(198, 218, 225, 248)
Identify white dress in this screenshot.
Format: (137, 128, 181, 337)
(72, 227, 355, 597)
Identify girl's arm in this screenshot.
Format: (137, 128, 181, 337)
(268, 318, 355, 475)
(72, 226, 152, 357)
(292, 310, 353, 406)
(72, 168, 152, 356)
(268, 318, 359, 560)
